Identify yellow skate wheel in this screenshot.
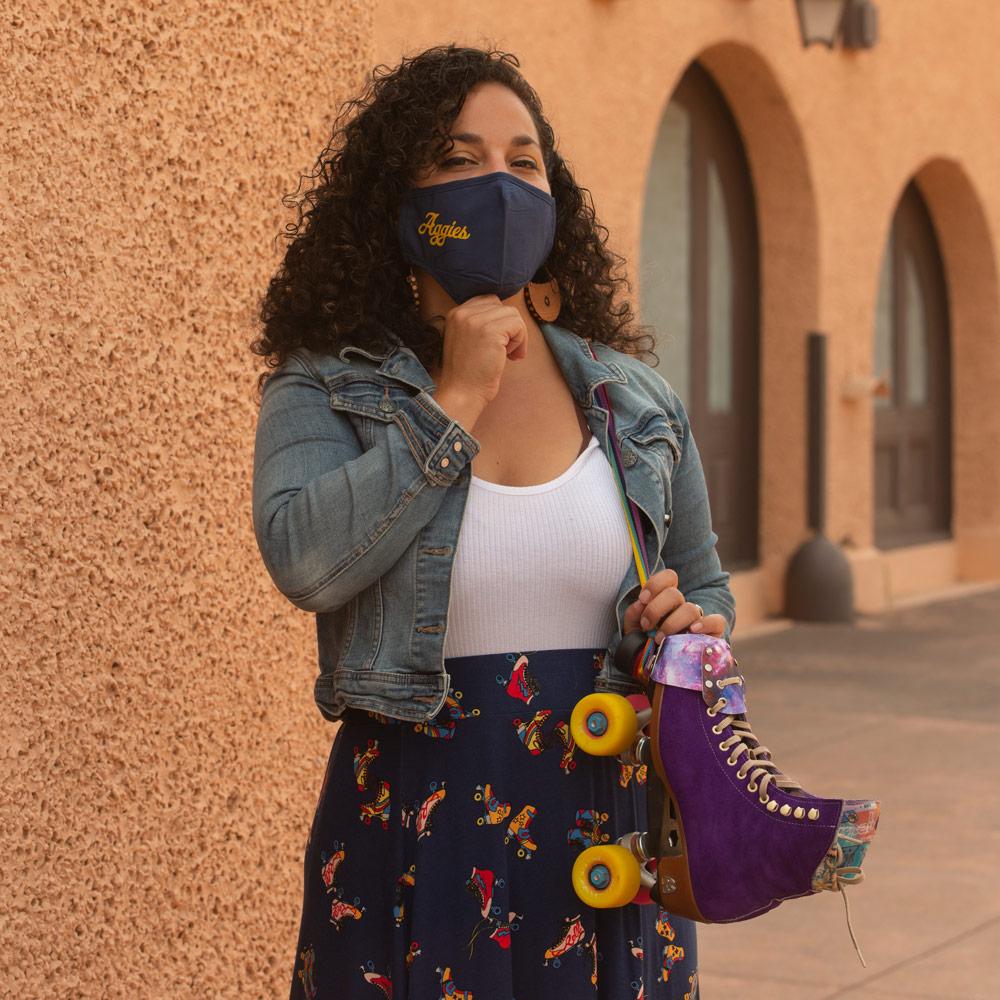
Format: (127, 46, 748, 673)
(572, 845, 642, 909)
(570, 693, 638, 756)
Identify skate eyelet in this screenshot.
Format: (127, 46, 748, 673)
(726, 754, 739, 766)
(718, 741, 729, 752)
(747, 780, 758, 792)
(711, 723, 723, 734)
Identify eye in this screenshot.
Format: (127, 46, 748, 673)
(441, 155, 475, 167)
(513, 158, 538, 170)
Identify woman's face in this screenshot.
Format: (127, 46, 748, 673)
(413, 81, 549, 194)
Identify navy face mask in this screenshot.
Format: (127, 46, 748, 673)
(397, 170, 557, 304)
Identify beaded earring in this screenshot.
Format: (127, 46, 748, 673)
(406, 269, 420, 309)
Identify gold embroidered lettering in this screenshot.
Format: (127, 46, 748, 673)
(417, 211, 471, 247)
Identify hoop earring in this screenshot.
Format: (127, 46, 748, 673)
(406, 269, 421, 309)
(523, 269, 561, 323)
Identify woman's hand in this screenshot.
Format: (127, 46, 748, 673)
(430, 293, 529, 436)
(622, 568, 727, 642)
(436, 293, 527, 409)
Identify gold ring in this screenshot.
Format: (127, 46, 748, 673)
(693, 603, 705, 619)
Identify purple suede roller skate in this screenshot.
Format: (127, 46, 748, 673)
(570, 631, 880, 966)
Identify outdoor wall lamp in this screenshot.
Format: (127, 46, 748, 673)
(795, 0, 879, 49)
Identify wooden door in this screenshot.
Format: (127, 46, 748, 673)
(873, 181, 952, 547)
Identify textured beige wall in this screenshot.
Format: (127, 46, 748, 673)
(7, 1, 1000, 996)
(3, 3, 371, 996)
(375, 0, 1000, 613)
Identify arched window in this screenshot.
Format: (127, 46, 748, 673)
(640, 62, 760, 569)
(873, 180, 952, 547)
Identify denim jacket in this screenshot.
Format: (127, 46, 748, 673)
(252, 320, 735, 724)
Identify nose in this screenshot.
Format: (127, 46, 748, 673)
(482, 150, 515, 175)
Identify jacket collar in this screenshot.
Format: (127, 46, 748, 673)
(538, 322, 629, 408)
(337, 321, 628, 407)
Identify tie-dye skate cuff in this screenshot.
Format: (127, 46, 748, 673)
(648, 634, 746, 713)
(811, 799, 881, 891)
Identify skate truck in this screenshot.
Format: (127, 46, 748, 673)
(568, 628, 880, 967)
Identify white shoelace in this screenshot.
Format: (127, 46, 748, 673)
(707, 677, 868, 967)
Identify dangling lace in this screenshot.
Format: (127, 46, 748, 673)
(826, 842, 867, 968)
(709, 677, 868, 968)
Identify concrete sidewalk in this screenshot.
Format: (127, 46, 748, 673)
(696, 584, 1000, 999)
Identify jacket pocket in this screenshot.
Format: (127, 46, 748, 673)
(367, 576, 384, 669)
(626, 408, 682, 471)
(326, 371, 404, 422)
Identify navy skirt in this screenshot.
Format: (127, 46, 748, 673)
(289, 647, 699, 999)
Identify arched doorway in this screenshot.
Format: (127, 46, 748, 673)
(640, 60, 761, 569)
(873, 180, 952, 547)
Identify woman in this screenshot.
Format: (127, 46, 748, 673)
(252, 44, 734, 1000)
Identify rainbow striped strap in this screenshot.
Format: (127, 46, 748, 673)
(585, 339, 658, 682)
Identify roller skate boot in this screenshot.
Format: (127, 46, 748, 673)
(570, 631, 880, 966)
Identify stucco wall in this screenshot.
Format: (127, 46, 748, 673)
(3, 3, 371, 996)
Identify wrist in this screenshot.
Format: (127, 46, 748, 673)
(431, 383, 486, 435)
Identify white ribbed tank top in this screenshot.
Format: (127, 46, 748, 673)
(442, 433, 634, 659)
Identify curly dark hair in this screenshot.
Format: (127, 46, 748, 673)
(250, 43, 655, 399)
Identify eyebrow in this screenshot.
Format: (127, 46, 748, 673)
(448, 132, 540, 149)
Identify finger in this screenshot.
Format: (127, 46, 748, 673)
(624, 594, 664, 635)
(626, 568, 683, 633)
(504, 318, 528, 358)
(652, 601, 704, 641)
(482, 313, 527, 339)
(445, 297, 504, 323)
(479, 317, 527, 361)
(638, 587, 684, 632)
(622, 598, 645, 635)
(454, 293, 503, 312)
(636, 568, 679, 606)
(462, 300, 522, 323)
(690, 613, 727, 638)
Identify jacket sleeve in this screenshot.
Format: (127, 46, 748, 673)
(252, 353, 481, 613)
(659, 385, 737, 643)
